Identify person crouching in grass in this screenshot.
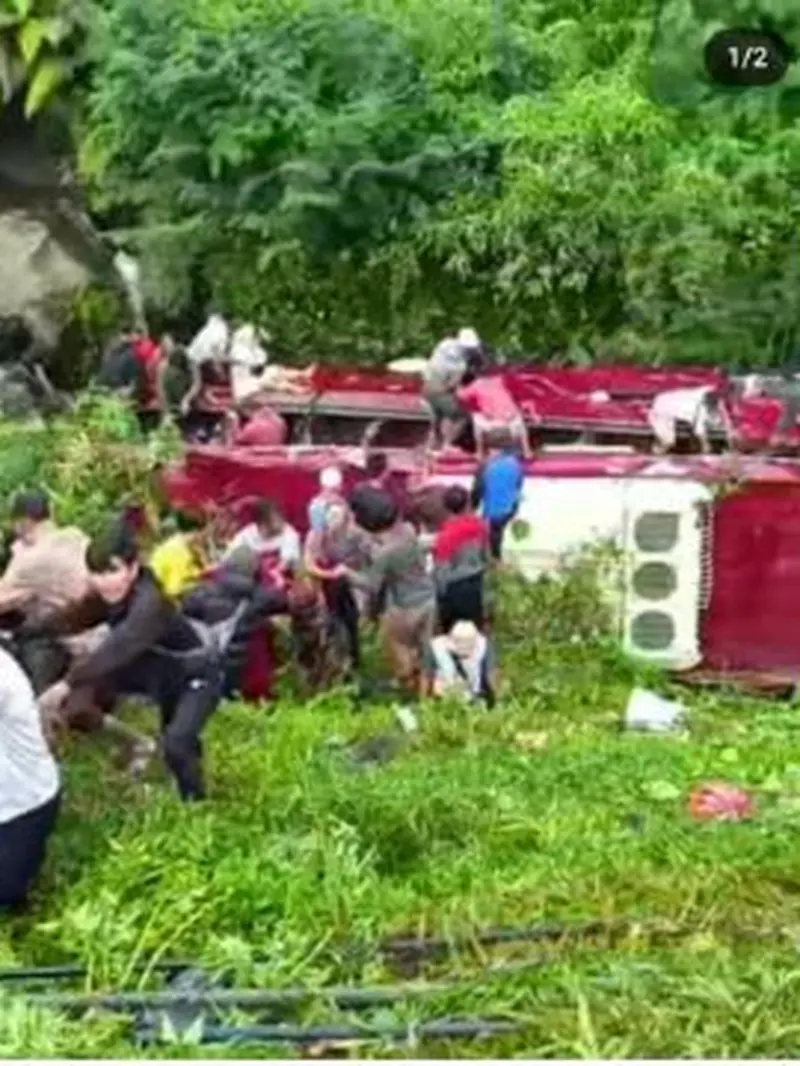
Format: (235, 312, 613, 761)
(421, 619, 498, 707)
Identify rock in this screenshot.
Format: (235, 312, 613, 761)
(0, 107, 122, 382)
(0, 208, 92, 352)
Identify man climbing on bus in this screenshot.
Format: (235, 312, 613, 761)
(422, 328, 485, 450)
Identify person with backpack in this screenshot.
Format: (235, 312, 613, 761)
(179, 546, 288, 701)
(34, 522, 231, 802)
(471, 430, 525, 562)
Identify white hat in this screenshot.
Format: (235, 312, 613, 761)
(320, 466, 343, 490)
(457, 328, 480, 348)
(447, 620, 480, 657)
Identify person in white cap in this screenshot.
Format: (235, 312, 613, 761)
(421, 619, 498, 706)
(423, 328, 485, 450)
(307, 467, 346, 533)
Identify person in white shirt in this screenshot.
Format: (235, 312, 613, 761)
(223, 499, 301, 572)
(186, 314, 231, 368)
(208, 317, 315, 405)
(229, 323, 269, 405)
(647, 385, 730, 454)
(421, 619, 498, 706)
(0, 644, 60, 910)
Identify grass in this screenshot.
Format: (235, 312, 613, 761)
(3, 567, 800, 1057)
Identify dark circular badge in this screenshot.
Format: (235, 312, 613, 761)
(704, 27, 791, 87)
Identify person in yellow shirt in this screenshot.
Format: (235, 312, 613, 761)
(149, 513, 215, 599)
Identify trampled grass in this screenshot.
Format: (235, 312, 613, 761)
(3, 568, 800, 1057)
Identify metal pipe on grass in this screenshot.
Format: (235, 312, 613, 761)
(21, 960, 544, 1014)
(0, 915, 682, 988)
(135, 1017, 522, 1047)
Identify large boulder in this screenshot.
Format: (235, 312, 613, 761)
(0, 102, 120, 375)
(0, 208, 93, 351)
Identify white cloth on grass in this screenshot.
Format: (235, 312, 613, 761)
(0, 647, 58, 826)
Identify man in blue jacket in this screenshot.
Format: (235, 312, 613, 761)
(471, 430, 525, 561)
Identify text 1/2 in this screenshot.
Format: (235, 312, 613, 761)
(727, 45, 769, 70)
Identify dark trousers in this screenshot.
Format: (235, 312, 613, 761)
(438, 573, 485, 632)
(488, 515, 513, 560)
(323, 577, 360, 669)
(136, 409, 163, 434)
(182, 410, 224, 443)
(0, 792, 61, 910)
(106, 654, 223, 801)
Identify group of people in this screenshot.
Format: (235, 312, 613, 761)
(0, 429, 526, 912)
(647, 372, 800, 454)
(98, 317, 538, 458)
(98, 315, 304, 444)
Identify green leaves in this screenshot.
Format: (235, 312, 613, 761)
(23, 53, 64, 114)
(0, 0, 84, 115)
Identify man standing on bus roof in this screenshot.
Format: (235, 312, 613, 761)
(422, 328, 484, 450)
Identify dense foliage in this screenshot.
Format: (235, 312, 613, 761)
(65, 0, 800, 366)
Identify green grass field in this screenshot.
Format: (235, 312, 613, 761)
(3, 568, 800, 1058)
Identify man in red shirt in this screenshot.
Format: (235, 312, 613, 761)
(458, 376, 530, 459)
(432, 484, 490, 630)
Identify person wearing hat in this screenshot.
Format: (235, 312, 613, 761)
(421, 619, 498, 706)
(308, 467, 346, 533)
(422, 328, 484, 450)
